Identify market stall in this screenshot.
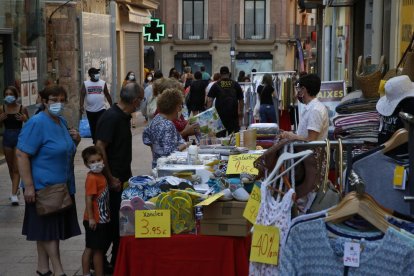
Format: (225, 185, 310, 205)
(114, 71, 414, 275)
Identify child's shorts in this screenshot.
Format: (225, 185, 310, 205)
(83, 220, 111, 250)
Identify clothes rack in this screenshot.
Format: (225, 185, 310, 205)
(249, 71, 296, 127)
(400, 112, 414, 215)
(291, 140, 364, 192)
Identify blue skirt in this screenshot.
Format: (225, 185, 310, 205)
(22, 195, 81, 241)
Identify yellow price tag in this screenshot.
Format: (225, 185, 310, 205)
(250, 224, 280, 265)
(226, 154, 260, 175)
(393, 165, 405, 187)
(195, 192, 224, 206)
(243, 185, 261, 224)
(135, 210, 171, 238)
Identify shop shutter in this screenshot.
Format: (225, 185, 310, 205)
(125, 32, 140, 78)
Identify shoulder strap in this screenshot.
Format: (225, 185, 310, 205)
(2, 105, 5, 112)
(19, 105, 22, 113)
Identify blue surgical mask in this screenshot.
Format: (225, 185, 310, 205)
(94, 74, 100, 81)
(4, 95, 16, 104)
(48, 102, 64, 116)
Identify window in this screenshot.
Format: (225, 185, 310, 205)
(244, 0, 265, 39)
(183, 0, 204, 39)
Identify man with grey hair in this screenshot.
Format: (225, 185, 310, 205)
(95, 82, 144, 270)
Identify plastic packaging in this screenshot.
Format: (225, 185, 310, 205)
(188, 140, 198, 165)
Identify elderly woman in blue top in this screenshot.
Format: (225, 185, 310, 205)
(16, 85, 81, 276)
(143, 88, 188, 168)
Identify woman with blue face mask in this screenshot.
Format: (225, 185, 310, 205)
(16, 85, 82, 276)
(0, 85, 29, 205)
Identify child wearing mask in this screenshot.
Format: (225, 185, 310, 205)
(81, 146, 110, 276)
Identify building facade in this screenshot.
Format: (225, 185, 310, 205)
(147, 0, 311, 78)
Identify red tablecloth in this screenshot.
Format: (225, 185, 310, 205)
(114, 234, 251, 276)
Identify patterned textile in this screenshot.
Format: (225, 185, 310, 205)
(249, 185, 295, 276)
(143, 114, 186, 168)
(280, 218, 414, 275)
(121, 175, 160, 201)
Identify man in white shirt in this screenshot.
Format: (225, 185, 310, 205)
(280, 74, 328, 141)
(80, 67, 113, 144)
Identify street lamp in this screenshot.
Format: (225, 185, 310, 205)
(230, 46, 235, 79)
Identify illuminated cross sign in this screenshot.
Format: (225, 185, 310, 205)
(144, 18, 165, 42)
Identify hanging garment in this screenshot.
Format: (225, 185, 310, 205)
(353, 151, 411, 215)
(280, 218, 414, 275)
(249, 188, 295, 275)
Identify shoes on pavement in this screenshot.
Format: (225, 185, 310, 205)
(10, 194, 19, 206)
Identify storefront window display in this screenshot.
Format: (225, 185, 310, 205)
(323, 7, 352, 84)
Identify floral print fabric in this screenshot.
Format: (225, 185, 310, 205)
(143, 114, 186, 168)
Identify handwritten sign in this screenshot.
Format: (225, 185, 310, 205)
(135, 210, 171, 238)
(226, 154, 260, 175)
(195, 192, 224, 206)
(250, 224, 280, 265)
(243, 185, 261, 224)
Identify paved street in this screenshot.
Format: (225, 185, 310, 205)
(0, 114, 152, 276)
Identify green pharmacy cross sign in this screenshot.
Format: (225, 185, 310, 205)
(144, 18, 165, 42)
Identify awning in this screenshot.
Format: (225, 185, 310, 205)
(120, 3, 151, 24)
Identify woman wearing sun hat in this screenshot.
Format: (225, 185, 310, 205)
(376, 75, 414, 154)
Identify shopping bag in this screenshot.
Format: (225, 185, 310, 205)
(79, 116, 91, 138)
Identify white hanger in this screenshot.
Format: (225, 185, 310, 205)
(262, 149, 313, 195)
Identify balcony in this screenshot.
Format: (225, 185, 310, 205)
(236, 24, 277, 41)
(172, 24, 213, 41)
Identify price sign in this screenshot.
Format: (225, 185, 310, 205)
(135, 210, 171, 238)
(250, 225, 280, 265)
(243, 185, 261, 224)
(343, 242, 360, 267)
(226, 154, 260, 175)
(195, 191, 224, 206)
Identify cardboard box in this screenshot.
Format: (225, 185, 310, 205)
(200, 218, 250, 237)
(202, 201, 247, 220)
(200, 201, 250, 237)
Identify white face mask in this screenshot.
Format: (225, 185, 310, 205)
(147, 76, 153, 82)
(129, 74, 135, 81)
(90, 162, 104, 173)
(94, 74, 100, 81)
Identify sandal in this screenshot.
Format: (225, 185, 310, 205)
(36, 271, 52, 276)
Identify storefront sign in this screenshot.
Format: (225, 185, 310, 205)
(243, 185, 261, 224)
(250, 224, 280, 265)
(226, 154, 260, 175)
(298, 80, 346, 128)
(144, 18, 165, 42)
(135, 210, 171, 238)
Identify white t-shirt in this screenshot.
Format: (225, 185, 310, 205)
(297, 98, 329, 140)
(84, 79, 107, 112)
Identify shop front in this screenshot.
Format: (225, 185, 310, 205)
(235, 52, 273, 79)
(0, 1, 47, 153)
(174, 52, 212, 75)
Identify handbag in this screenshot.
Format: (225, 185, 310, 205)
(36, 183, 73, 216)
(309, 139, 341, 213)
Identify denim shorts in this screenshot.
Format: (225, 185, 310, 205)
(2, 129, 21, 148)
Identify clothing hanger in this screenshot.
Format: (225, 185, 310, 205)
(382, 128, 408, 153)
(325, 191, 398, 233)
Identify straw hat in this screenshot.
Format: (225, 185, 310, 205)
(376, 75, 414, 116)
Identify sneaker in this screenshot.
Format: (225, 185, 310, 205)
(10, 194, 19, 206)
